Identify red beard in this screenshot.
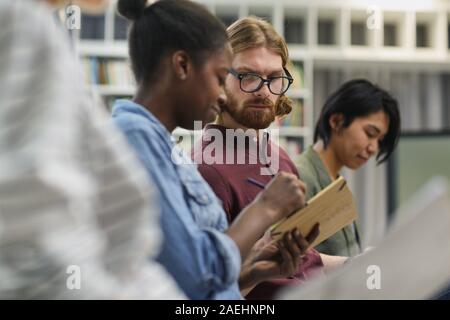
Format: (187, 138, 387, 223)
(223, 94, 276, 129)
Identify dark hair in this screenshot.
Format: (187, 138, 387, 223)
(117, 0, 228, 84)
(314, 79, 401, 164)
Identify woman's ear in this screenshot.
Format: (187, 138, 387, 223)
(171, 50, 191, 81)
(329, 113, 345, 134)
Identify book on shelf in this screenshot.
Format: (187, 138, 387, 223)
(217, 14, 239, 27)
(80, 13, 105, 40)
(288, 60, 304, 89)
(275, 98, 304, 128)
(318, 19, 336, 45)
(384, 23, 398, 46)
(81, 57, 134, 87)
(416, 23, 430, 48)
(284, 16, 306, 45)
(351, 21, 367, 46)
(278, 137, 303, 157)
(114, 13, 129, 40)
(248, 8, 272, 24)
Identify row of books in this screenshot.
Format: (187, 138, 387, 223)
(279, 137, 304, 157)
(275, 99, 304, 127)
(82, 57, 134, 86)
(288, 61, 305, 89)
(284, 17, 306, 44)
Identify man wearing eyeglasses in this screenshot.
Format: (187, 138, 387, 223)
(192, 16, 327, 300)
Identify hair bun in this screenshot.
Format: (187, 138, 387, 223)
(276, 95, 293, 117)
(117, 0, 147, 21)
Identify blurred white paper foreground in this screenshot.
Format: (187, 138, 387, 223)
(278, 177, 450, 300)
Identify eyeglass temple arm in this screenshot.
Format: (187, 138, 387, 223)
(227, 68, 239, 77)
(283, 67, 294, 82)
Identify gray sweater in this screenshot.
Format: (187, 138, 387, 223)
(295, 146, 360, 257)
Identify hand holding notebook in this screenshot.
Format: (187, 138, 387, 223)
(269, 176, 358, 248)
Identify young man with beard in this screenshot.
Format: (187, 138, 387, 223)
(192, 16, 347, 299)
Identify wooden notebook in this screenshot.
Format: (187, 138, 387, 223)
(270, 176, 358, 247)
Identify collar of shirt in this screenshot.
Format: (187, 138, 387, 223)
(112, 99, 179, 144)
(304, 146, 333, 188)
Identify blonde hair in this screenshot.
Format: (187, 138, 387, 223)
(227, 16, 293, 117)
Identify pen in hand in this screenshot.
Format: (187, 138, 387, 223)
(246, 177, 309, 209)
(246, 177, 266, 189)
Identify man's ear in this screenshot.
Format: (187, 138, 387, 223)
(329, 113, 345, 134)
(171, 50, 191, 81)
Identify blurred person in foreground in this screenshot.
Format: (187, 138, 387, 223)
(0, 0, 184, 299)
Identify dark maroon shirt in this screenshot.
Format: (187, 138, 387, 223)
(192, 124, 324, 299)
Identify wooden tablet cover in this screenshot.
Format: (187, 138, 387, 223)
(270, 176, 358, 248)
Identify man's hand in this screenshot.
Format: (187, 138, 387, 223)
(239, 224, 320, 294)
(227, 173, 307, 261)
(255, 172, 307, 222)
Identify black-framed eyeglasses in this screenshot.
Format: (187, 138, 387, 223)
(228, 67, 294, 95)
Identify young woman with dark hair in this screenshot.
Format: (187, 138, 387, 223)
(295, 79, 401, 258)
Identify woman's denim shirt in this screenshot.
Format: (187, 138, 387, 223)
(111, 100, 241, 300)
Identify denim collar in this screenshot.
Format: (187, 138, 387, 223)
(112, 99, 176, 144)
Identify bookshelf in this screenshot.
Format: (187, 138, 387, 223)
(75, 0, 132, 112)
(75, 0, 314, 156)
(72, 0, 450, 251)
(194, 0, 450, 246)
(76, 0, 450, 157)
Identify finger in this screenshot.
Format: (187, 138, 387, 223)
(289, 230, 303, 266)
(284, 231, 302, 268)
(292, 228, 310, 253)
(278, 241, 295, 276)
(296, 179, 306, 194)
(283, 230, 302, 258)
(306, 223, 320, 244)
(277, 171, 295, 182)
(277, 241, 288, 274)
(263, 230, 273, 243)
(283, 172, 297, 180)
(288, 176, 302, 191)
(255, 243, 279, 261)
(293, 184, 306, 206)
(288, 189, 305, 213)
